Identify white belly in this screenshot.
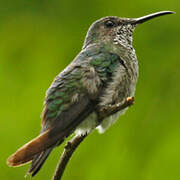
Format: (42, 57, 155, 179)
(75, 107, 128, 135)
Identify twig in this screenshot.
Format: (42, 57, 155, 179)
(97, 96, 134, 122)
(52, 96, 134, 180)
(52, 134, 87, 180)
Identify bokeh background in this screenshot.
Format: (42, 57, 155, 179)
(0, 0, 179, 179)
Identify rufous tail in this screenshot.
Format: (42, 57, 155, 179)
(7, 128, 61, 167)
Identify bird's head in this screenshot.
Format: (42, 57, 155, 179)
(83, 11, 174, 49)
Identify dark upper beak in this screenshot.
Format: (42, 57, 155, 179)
(131, 11, 175, 25)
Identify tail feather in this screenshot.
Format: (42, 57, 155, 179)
(26, 138, 64, 177)
(30, 153, 42, 171)
(7, 127, 67, 167)
(7, 122, 73, 167)
(27, 147, 53, 177)
(7, 130, 51, 167)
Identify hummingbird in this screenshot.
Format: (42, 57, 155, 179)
(7, 11, 174, 177)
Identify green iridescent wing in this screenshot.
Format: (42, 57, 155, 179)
(41, 62, 86, 129)
(41, 45, 120, 135)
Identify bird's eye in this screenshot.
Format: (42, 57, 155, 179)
(105, 20, 115, 28)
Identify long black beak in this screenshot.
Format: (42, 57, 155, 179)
(131, 11, 175, 25)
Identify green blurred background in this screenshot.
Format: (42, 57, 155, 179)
(0, 0, 179, 179)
